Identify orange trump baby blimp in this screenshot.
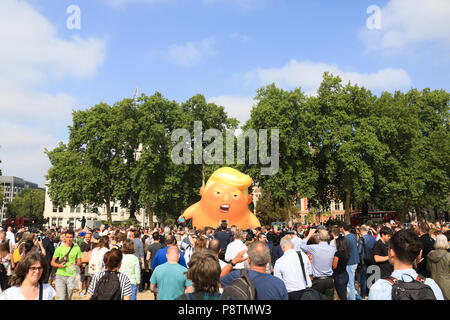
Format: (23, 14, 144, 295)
(177, 167, 261, 230)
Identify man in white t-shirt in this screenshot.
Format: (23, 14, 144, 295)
(6, 227, 16, 247)
(224, 229, 248, 269)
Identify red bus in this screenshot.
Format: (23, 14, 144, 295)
(1, 217, 36, 229)
(350, 211, 398, 226)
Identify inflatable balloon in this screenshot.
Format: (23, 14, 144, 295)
(177, 167, 261, 230)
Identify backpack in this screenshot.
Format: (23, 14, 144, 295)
(295, 251, 328, 300)
(220, 269, 257, 300)
(88, 247, 105, 275)
(12, 242, 25, 264)
(385, 274, 437, 300)
(361, 237, 375, 265)
(91, 271, 122, 300)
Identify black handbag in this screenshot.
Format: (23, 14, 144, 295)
(295, 252, 329, 300)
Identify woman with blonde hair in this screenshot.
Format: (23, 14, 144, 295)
(427, 234, 450, 300)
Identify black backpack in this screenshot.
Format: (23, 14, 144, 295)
(361, 237, 375, 265)
(220, 269, 257, 300)
(91, 271, 122, 300)
(385, 274, 437, 300)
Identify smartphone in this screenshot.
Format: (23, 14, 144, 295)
(37, 236, 41, 241)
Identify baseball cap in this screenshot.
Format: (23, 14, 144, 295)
(79, 232, 86, 237)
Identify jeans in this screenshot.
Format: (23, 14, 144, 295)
(55, 274, 74, 300)
(130, 284, 138, 300)
(333, 272, 349, 300)
(358, 264, 368, 298)
(346, 264, 362, 300)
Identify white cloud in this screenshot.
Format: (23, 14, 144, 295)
(103, 0, 173, 7)
(0, 121, 59, 187)
(244, 59, 412, 93)
(360, 0, 450, 52)
(207, 95, 255, 125)
(0, 0, 106, 186)
(229, 32, 249, 42)
(165, 37, 217, 67)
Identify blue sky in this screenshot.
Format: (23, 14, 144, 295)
(0, 0, 449, 187)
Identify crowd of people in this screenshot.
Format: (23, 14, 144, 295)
(0, 218, 449, 300)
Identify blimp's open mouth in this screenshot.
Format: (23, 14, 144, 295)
(220, 204, 230, 213)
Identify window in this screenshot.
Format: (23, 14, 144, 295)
(58, 207, 63, 213)
(57, 218, 63, 227)
(334, 202, 340, 211)
(70, 207, 75, 213)
(76, 206, 81, 213)
(68, 218, 74, 227)
(53, 204, 58, 213)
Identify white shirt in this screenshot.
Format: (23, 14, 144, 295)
(290, 236, 302, 251)
(219, 259, 228, 270)
(5, 231, 15, 246)
(273, 249, 312, 292)
(224, 239, 248, 269)
(0, 284, 55, 300)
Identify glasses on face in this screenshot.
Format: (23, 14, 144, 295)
(29, 266, 43, 272)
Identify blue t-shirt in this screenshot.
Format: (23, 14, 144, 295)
(345, 233, 360, 265)
(151, 246, 187, 269)
(150, 262, 192, 300)
(220, 270, 288, 300)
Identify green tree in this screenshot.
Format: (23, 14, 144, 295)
(244, 84, 317, 223)
(255, 190, 291, 225)
(6, 189, 45, 222)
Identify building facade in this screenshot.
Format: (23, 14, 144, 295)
(0, 176, 40, 221)
(43, 181, 159, 229)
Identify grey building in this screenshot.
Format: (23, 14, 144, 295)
(0, 176, 40, 221)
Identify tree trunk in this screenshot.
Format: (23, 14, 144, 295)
(129, 193, 136, 220)
(400, 198, 411, 223)
(344, 190, 352, 224)
(106, 181, 112, 226)
(147, 199, 154, 229)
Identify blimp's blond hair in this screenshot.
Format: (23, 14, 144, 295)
(203, 167, 252, 200)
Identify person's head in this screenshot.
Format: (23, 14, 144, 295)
(335, 236, 350, 260)
(379, 226, 393, 243)
(318, 229, 329, 242)
(419, 222, 430, 235)
(0, 241, 9, 257)
(7, 226, 13, 232)
(280, 235, 294, 252)
(165, 234, 176, 246)
(103, 248, 122, 271)
(166, 245, 180, 263)
(388, 230, 423, 267)
(98, 235, 110, 248)
(257, 233, 266, 242)
(84, 232, 92, 243)
(24, 240, 34, 254)
(360, 226, 368, 235)
(121, 239, 136, 254)
(234, 228, 244, 240)
(64, 229, 75, 245)
(429, 229, 440, 240)
(247, 241, 270, 267)
(9, 253, 49, 286)
(208, 239, 221, 255)
(186, 250, 221, 294)
(434, 234, 449, 250)
(331, 227, 340, 238)
(152, 231, 160, 241)
(133, 230, 140, 239)
(0, 231, 6, 241)
(342, 224, 352, 233)
(220, 220, 228, 231)
(194, 236, 207, 251)
(117, 232, 127, 243)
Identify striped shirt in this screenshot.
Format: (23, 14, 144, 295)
(87, 271, 132, 299)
